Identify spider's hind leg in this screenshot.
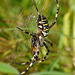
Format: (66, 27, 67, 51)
(18, 47, 40, 75)
(35, 42, 50, 64)
(8, 58, 32, 65)
(19, 59, 35, 75)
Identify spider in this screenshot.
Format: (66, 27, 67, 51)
(9, 0, 59, 75)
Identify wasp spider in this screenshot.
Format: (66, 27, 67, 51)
(9, 0, 59, 75)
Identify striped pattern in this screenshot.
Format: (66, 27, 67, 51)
(35, 0, 59, 37)
(37, 15, 49, 37)
(49, 0, 59, 28)
(44, 39, 53, 46)
(19, 58, 35, 75)
(35, 42, 50, 64)
(19, 49, 40, 75)
(18, 34, 40, 75)
(8, 59, 32, 65)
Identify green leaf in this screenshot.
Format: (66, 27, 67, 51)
(63, 11, 71, 46)
(0, 62, 19, 74)
(30, 71, 72, 75)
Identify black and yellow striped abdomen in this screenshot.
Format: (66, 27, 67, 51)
(36, 15, 49, 37)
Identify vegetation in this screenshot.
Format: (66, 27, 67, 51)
(0, 0, 75, 75)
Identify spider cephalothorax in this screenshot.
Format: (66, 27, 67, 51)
(9, 0, 59, 75)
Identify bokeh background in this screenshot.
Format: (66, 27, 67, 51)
(0, 0, 75, 75)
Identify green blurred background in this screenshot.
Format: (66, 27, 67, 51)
(0, 0, 75, 75)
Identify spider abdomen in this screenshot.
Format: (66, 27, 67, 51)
(37, 15, 49, 37)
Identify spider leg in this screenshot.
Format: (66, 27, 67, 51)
(35, 42, 50, 64)
(18, 50, 39, 75)
(18, 59, 35, 75)
(8, 58, 32, 65)
(33, 0, 40, 15)
(18, 47, 39, 75)
(49, 0, 59, 28)
(44, 39, 53, 46)
(16, 27, 32, 35)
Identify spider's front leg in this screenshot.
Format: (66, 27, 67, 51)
(8, 27, 32, 66)
(16, 27, 32, 35)
(49, 0, 59, 28)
